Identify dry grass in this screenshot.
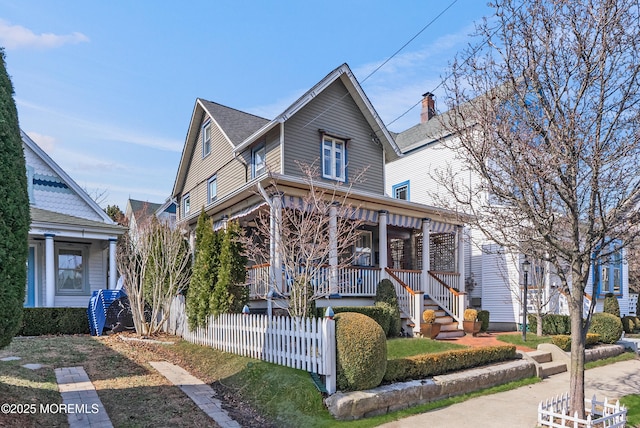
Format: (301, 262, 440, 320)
(0, 334, 219, 427)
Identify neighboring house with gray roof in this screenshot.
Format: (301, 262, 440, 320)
(385, 94, 633, 329)
(125, 197, 177, 239)
(23, 131, 125, 308)
(171, 64, 470, 336)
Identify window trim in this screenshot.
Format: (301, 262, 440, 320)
(594, 242, 623, 297)
(55, 245, 89, 296)
(252, 143, 266, 178)
(202, 120, 212, 158)
(207, 176, 217, 205)
(321, 135, 347, 182)
(182, 193, 191, 217)
(353, 230, 373, 267)
(392, 180, 410, 200)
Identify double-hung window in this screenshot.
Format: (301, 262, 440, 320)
(202, 121, 212, 157)
(392, 181, 410, 200)
(182, 193, 191, 217)
(207, 176, 217, 204)
(252, 144, 266, 178)
(595, 242, 623, 296)
(56, 246, 88, 295)
(322, 135, 346, 182)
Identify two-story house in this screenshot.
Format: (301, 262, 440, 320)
(171, 64, 469, 336)
(23, 131, 125, 308)
(386, 94, 634, 330)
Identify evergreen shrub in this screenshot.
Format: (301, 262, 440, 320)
(477, 310, 490, 332)
(374, 279, 401, 337)
(528, 314, 571, 335)
(319, 306, 391, 336)
(603, 293, 620, 318)
(588, 312, 623, 344)
(18, 308, 90, 336)
(621, 316, 635, 334)
(335, 312, 387, 391)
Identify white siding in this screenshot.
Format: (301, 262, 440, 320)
(480, 244, 520, 324)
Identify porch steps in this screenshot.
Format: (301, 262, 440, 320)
(523, 349, 567, 378)
(423, 297, 464, 339)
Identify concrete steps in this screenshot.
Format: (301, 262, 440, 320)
(523, 348, 567, 378)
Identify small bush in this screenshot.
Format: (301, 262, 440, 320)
(375, 279, 401, 337)
(635, 317, 640, 333)
(335, 312, 387, 391)
(422, 309, 436, 324)
(622, 316, 636, 334)
(528, 314, 571, 335)
(384, 345, 516, 383)
(18, 308, 90, 336)
(463, 309, 478, 322)
(477, 310, 490, 332)
(588, 312, 623, 344)
(603, 293, 620, 318)
(551, 333, 601, 351)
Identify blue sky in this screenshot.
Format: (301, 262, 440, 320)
(1, 0, 493, 210)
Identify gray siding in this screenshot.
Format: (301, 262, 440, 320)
(283, 80, 385, 194)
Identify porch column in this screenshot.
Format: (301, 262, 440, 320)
(457, 225, 466, 292)
(221, 215, 229, 231)
(45, 233, 55, 307)
(378, 210, 388, 278)
(421, 218, 431, 294)
(272, 193, 283, 294)
(108, 238, 117, 289)
(329, 204, 338, 296)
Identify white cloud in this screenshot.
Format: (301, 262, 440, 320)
(17, 98, 183, 152)
(25, 131, 56, 152)
(0, 19, 89, 50)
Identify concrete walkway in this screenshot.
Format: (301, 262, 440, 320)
(150, 361, 240, 428)
(379, 359, 640, 428)
(55, 366, 113, 428)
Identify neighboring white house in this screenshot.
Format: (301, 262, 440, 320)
(386, 94, 633, 329)
(23, 131, 126, 308)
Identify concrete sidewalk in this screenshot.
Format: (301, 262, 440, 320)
(379, 359, 640, 428)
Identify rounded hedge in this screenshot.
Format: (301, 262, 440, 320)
(374, 279, 401, 337)
(603, 293, 620, 318)
(588, 312, 623, 344)
(477, 310, 490, 332)
(335, 312, 387, 391)
(621, 316, 635, 334)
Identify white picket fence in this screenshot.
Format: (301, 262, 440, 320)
(164, 295, 336, 393)
(538, 393, 627, 427)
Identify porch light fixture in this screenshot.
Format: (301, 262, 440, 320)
(522, 256, 531, 342)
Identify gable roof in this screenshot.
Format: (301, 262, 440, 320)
(172, 63, 401, 196)
(21, 130, 115, 224)
(232, 63, 401, 159)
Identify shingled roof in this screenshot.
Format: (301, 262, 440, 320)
(199, 99, 269, 146)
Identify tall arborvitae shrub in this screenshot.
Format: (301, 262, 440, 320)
(210, 220, 248, 315)
(0, 49, 30, 349)
(186, 210, 220, 329)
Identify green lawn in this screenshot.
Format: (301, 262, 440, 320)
(620, 394, 640, 427)
(497, 332, 553, 348)
(386, 337, 467, 359)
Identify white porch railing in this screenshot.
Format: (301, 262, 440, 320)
(558, 292, 592, 318)
(428, 271, 463, 323)
(538, 393, 626, 427)
(164, 295, 337, 394)
(246, 264, 381, 298)
(385, 268, 423, 335)
(629, 293, 638, 316)
(387, 268, 421, 291)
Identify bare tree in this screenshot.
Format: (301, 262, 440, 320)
(242, 162, 366, 317)
(117, 218, 192, 335)
(433, 0, 640, 416)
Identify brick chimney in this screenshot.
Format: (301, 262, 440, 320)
(421, 92, 436, 123)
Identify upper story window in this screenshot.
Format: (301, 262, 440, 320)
(182, 193, 191, 217)
(207, 176, 217, 205)
(56, 246, 89, 295)
(595, 242, 623, 297)
(322, 135, 346, 182)
(392, 181, 410, 200)
(252, 144, 266, 178)
(202, 121, 212, 157)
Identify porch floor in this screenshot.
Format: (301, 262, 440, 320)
(437, 331, 536, 353)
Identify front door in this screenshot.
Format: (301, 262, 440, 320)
(25, 246, 35, 307)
